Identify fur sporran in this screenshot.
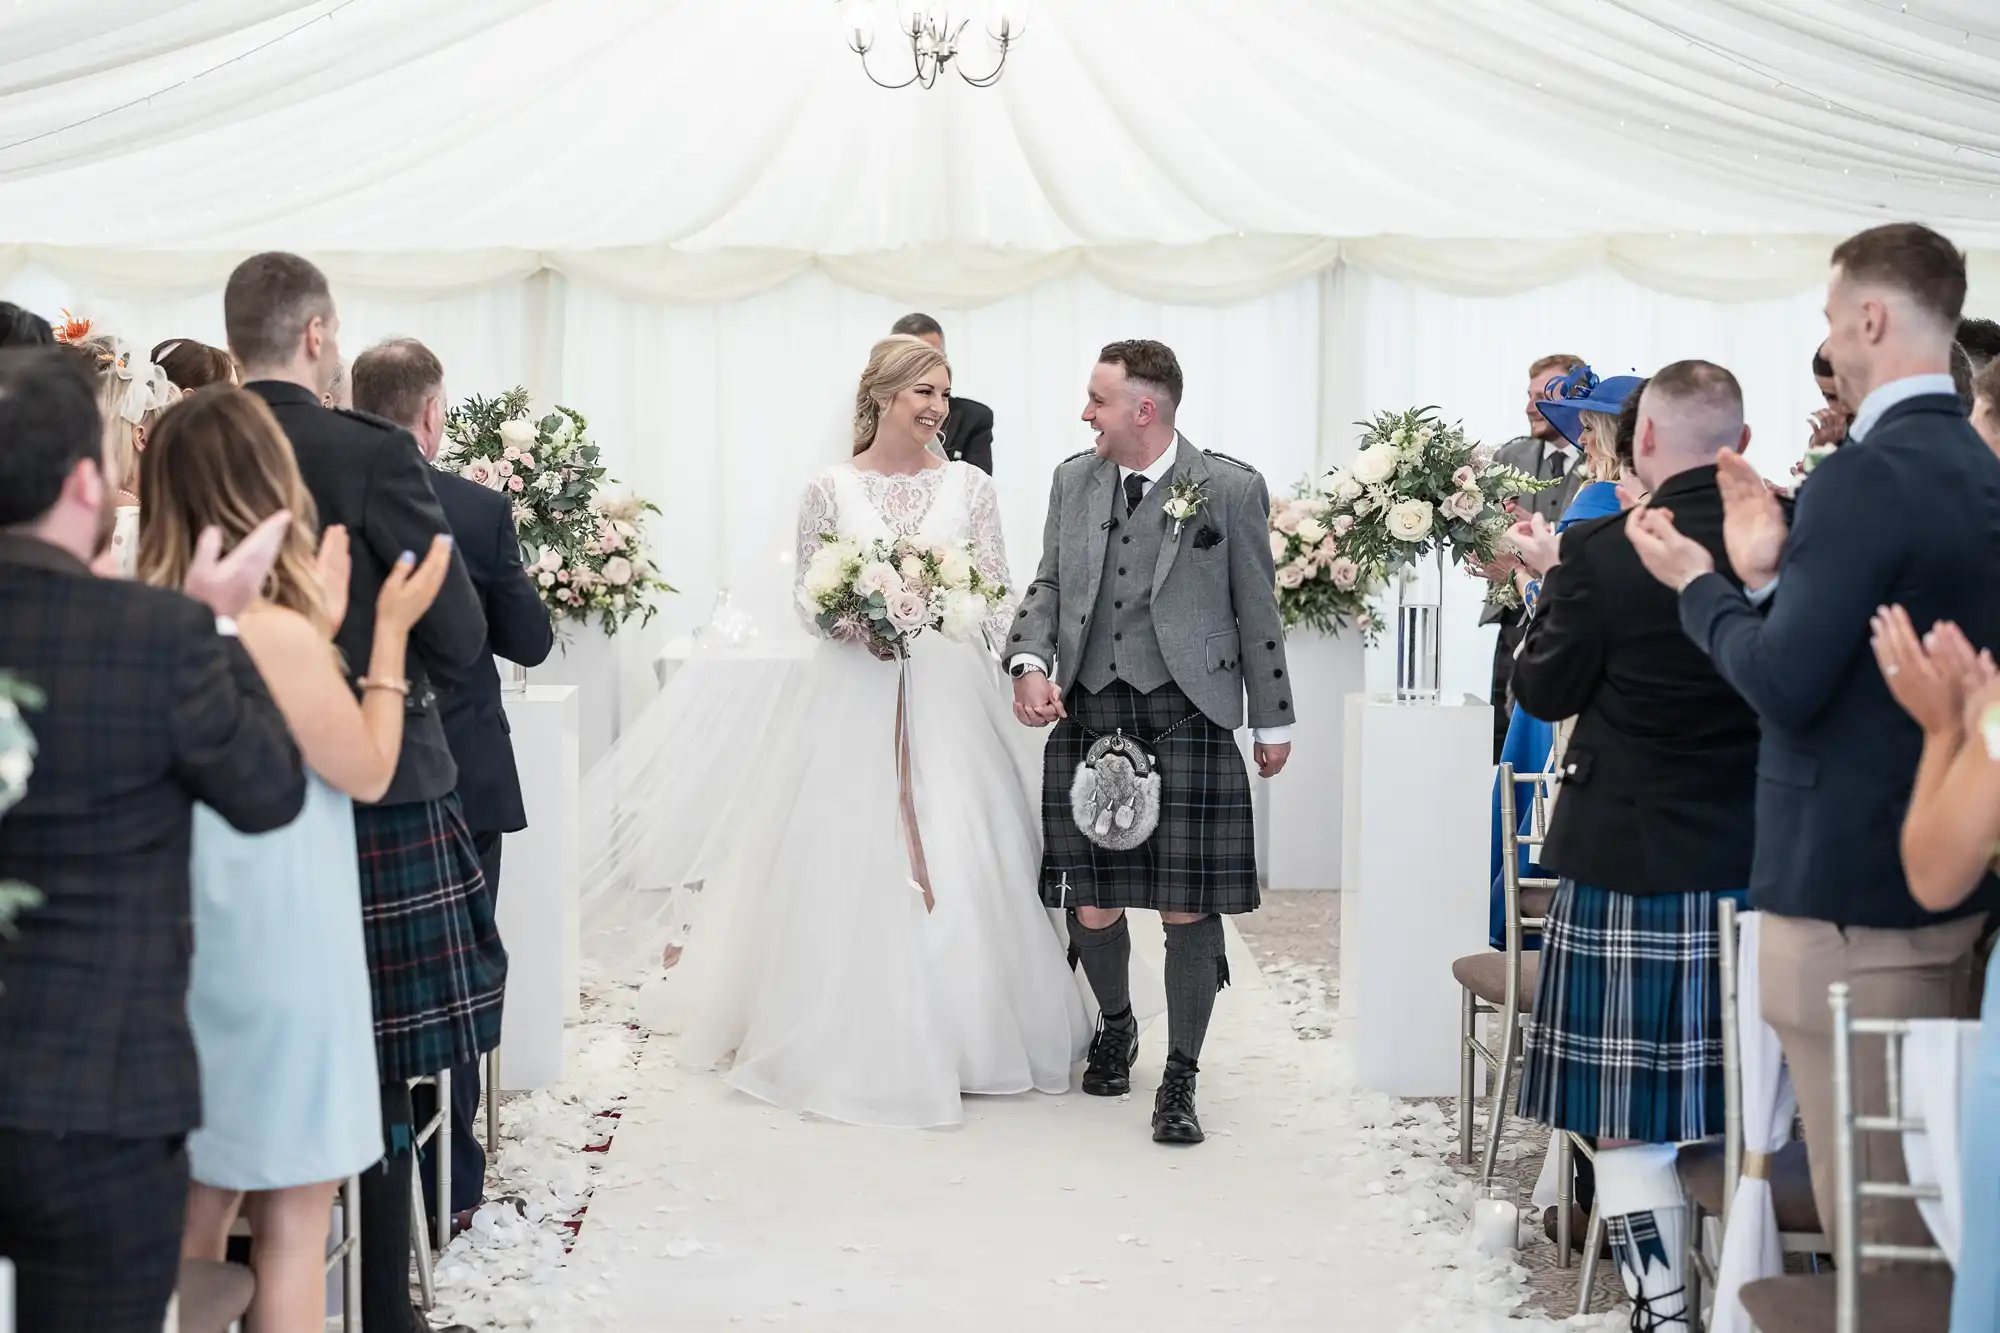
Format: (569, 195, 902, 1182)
(1070, 730, 1162, 851)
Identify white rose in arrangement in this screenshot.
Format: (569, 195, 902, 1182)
(1452, 465, 1479, 490)
(1330, 514, 1354, 537)
(1328, 557, 1361, 591)
(537, 548, 562, 573)
(1269, 531, 1287, 562)
(884, 590, 930, 633)
(498, 417, 538, 450)
(601, 556, 634, 587)
(938, 589, 990, 641)
(1334, 476, 1364, 502)
(1442, 489, 1484, 522)
(1385, 498, 1435, 542)
(856, 560, 902, 598)
(1295, 516, 1328, 546)
(802, 548, 846, 598)
(538, 571, 556, 588)
(937, 546, 974, 589)
(1275, 561, 1309, 590)
(1349, 445, 1397, 486)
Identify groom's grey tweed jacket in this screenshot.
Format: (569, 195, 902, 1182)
(1011, 434, 1294, 732)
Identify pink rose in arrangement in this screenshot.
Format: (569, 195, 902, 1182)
(1329, 557, 1361, 591)
(496, 460, 513, 478)
(856, 561, 902, 598)
(517, 453, 536, 470)
(884, 590, 930, 633)
(1442, 490, 1484, 522)
(508, 476, 525, 492)
(1330, 514, 1354, 537)
(460, 460, 494, 487)
(1273, 502, 1304, 535)
(1452, 465, 1479, 491)
(556, 570, 570, 585)
(1276, 561, 1309, 590)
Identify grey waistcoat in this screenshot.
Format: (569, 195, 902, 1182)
(1075, 475, 1173, 695)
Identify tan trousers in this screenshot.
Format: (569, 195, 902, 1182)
(1758, 911, 1987, 1253)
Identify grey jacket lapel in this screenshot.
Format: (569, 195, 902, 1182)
(1078, 457, 1119, 614)
(1150, 435, 1207, 600)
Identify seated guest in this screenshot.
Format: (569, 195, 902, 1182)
(0, 348, 306, 1333)
(0, 302, 52, 348)
(143, 388, 455, 1333)
(352, 337, 554, 1235)
(1628, 222, 2000, 1257)
(1512, 362, 1761, 1331)
(1869, 609, 2000, 1332)
(891, 313, 993, 474)
(152, 337, 239, 392)
(225, 252, 498, 1333)
(1957, 315, 2000, 370)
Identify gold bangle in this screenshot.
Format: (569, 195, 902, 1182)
(357, 677, 410, 696)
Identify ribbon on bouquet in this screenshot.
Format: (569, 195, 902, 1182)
(895, 645, 936, 914)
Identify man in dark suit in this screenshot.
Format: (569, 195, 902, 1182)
(892, 312, 994, 475)
(1510, 362, 1761, 1327)
(1631, 222, 2000, 1256)
(226, 253, 500, 1333)
(0, 348, 306, 1333)
(1477, 353, 1587, 758)
(352, 337, 554, 1235)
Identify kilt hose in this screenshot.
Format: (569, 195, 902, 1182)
(1516, 879, 1745, 1144)
(1039, 680, 1259, 916)
(354, 796, 508, 1084)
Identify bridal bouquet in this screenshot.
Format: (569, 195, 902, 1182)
(0, 672, 45, 937)
(1315, 407, 1548, 579)
(438, 388, 674, 636)
(798, 535, 1007, 657)
(1268, 486, 1384, 642)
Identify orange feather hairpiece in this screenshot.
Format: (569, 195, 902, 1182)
(52, 309, 92, 344)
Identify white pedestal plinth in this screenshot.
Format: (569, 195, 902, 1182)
(497, 685, 580, 1090)
(532, 625, 620, 777)
(1262, 630, 1366, 890)
(1339, 693, 1492, 1097)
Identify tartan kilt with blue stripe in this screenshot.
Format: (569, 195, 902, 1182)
(1515, 879, 1744, 1144)
(354, 796, 509, 1083)
(1038, 680, 1260, 916)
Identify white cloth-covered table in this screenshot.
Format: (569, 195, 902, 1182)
(1712, 911, 1796, 1333)
(1901, 1019, 1983, 1268)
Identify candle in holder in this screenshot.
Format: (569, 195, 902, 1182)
(1470, 1182, 1521, 1254)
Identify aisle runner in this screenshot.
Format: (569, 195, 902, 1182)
(463, 916, 1618, 1333)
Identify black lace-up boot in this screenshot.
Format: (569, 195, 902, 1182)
(1150, 1051, 1204, 1145)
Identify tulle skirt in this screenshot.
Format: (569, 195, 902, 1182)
(641, 634, 1108, 1128)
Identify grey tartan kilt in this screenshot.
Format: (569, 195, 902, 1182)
(1039, 680, 1259, 915)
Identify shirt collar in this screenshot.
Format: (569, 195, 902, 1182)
(1849, 373, 1958, 443)
(1120, 433, 1181, 486)
(1544, 439, 1579, 463)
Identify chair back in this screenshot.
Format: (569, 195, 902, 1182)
(1496, 761, 1560, 1014)
(1717, 896, 1743, 1218)
(1828, 982, 1953, 1333)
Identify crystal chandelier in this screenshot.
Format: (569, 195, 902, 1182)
(840, 3, 1022, 90)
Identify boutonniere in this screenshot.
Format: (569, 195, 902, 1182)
(1162, 475, 1210, 540)
(1792, 443, 1836, 484)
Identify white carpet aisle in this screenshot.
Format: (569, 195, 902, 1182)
(528, 915, 1616, 1333)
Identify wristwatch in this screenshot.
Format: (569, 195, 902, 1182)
(1009, 661, 1045, 679)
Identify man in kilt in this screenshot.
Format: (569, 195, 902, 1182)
(1510, 361, 1761, 1332)
(228, 254, 505, 1333)
(1011, 340, 1293, 1146)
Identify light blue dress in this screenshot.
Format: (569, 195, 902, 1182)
(187, 774, 383, 1190)
(1951, 943, 1998, 1331)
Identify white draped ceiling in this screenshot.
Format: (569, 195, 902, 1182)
(4, 0, 2000, 302)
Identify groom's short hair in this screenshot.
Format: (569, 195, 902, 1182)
(1099, 340, 1182, 411)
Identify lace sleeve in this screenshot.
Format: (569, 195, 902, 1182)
(964, 467, 1017, 650)
(795, 471, 838, 635)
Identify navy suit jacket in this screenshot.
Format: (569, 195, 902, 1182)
(1679, 394, 2000, 928)
(940, 395, 993, 476)
(429, 469, 555, 835)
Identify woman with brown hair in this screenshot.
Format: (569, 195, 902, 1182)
(151, 337, 239, 393)
(137, 386, 453, 1333)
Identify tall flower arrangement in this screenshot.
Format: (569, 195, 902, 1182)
(0, 673, 45, 938)
(1315, 407, 1547, 584)
(1268, 484, 1383, 642)
(437, 388, 674, 636)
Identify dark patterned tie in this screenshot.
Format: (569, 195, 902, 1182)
(1124, 473, 1148, 516)
(1548, 450, 1569, 481)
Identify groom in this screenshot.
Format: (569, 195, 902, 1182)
(1011, 339, 1293, 1145)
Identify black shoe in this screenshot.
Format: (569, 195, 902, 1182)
(1151, 1052, 1204, 1145)
(1080, 1014, 1139, 1097)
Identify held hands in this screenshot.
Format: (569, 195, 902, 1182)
(1254, 742, 1291, 778)
(1716, 450, 1786, 590)
(1012, 670, 1066, 727)
(375, 535, 455, 633)
(316, 525, 352, 636)
(1870, 606, 1997, 737)
(1625, 504, 1714, 591)
(183, 510, 293, 618)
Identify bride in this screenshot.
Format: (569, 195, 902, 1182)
(594, 335, 1111, 1129)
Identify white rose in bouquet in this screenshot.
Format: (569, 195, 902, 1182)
(1350, 445, 1397, 486)
(1269, 531, 1287, 561)
(1276, 561, 1309, 590)
(499, 417, 538, 450)
(601, 556, 634, 587)
(884, 590, 930, 633)
(938, 589, 990, 641)
(1385, 498, 1435, 542)
(802, 546, 847, 598)
(1295, 516, 1328, 546)
(1328, 556, 1361, 590)
(856, 561, 902, 598)
(899, 554, 926, 583)
(937, 545, 974, 589)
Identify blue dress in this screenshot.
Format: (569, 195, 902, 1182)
(1488, 481, 1624, 948)
(187, 774, 383, 1190)
(1952, 943, 1999, 1331)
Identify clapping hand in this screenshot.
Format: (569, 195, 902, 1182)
(1716, 451, 1786, 591)
(1871, 606, 1997, 737)
(316, 525, 351, 635)
(1625, 504, 1714, 591)
(1507, 512, 1562, 578)
(183, 511, 293, 618)
(1807, 408, 1848, 451)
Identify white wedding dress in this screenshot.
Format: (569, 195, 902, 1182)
(622, 461, 1099, 1128)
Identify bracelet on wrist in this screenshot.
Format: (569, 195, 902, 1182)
(357, 677, 410, 696)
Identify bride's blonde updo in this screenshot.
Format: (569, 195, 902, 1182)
(852, 334, 949, 455)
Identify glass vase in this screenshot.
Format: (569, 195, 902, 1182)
(1393, 546, 1444, 705)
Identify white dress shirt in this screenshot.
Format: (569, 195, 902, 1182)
(1012, 438, 1291, 745)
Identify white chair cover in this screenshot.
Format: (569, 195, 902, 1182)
(1900, 1019, 1982, 1268)
(1711, 911, 1798, 1333)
